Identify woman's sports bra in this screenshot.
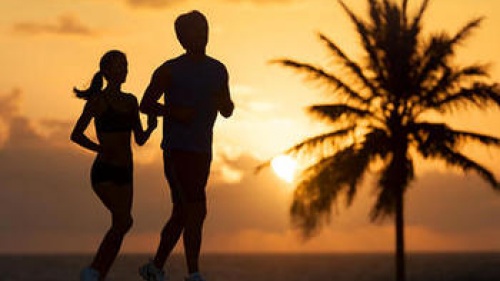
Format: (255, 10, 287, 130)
(95, 101, 135, 133)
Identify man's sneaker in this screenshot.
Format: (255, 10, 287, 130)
(80, 267, 100, 281)
(139, 261, 166, 281)
(185, 272, 206, 281)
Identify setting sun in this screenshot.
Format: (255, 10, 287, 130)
(271, 155, 297, 183)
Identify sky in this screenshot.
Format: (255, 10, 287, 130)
(1, 0, 500, 254)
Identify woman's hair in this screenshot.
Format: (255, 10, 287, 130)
(73, 50, 126, 100)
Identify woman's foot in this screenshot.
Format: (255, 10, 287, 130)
(80, 267, 100, 281)
(185, 272, 206, 281)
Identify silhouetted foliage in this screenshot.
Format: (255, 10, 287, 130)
(272, 0, 500, 280)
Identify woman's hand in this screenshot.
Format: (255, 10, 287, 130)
(147, 114, 158, 131)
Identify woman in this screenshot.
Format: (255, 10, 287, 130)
(71, 50, 157, 281)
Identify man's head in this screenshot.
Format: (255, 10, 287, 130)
(175, 10, 209, 54)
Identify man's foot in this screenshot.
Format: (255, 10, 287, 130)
(80, 267, 100, 281)
(139, 261, 166, 281)
(185, 272, 206, 281)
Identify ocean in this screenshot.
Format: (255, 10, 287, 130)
(1, 253, 499, 281)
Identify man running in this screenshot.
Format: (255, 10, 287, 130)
(139, 10, 234, 281)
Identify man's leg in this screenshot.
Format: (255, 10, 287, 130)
(153, 204, 185, 269)
(183, 201, 207, 274)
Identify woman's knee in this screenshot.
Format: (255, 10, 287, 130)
(112, 215, 133, 234)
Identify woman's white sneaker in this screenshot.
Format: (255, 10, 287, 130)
(80, 267, 100, 281)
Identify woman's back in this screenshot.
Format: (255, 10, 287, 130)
(92, 91, 137, 166)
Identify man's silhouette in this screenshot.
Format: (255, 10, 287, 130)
(139, 10, 234, 281)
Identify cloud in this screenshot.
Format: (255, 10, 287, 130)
(1, 91, 500, 253)
(126, 0, 178, 8)
(125, 0, 296, 8)
(12, 14, 97, 37)
(406, 171, 500, 234)
(0, 89, 22, 147)
(0, 91, 290, 253)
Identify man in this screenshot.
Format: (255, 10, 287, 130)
(138, 10, 234, 281)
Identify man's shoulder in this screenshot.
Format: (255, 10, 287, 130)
(156, 56, 182, 71)
(205, 56, 226, 68)
(153, 56, 184, 79)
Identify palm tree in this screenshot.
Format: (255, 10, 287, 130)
(268, 0, 500, 280)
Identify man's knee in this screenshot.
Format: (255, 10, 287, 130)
(187, 202, 207, 224)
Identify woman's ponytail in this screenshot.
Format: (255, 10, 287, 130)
(73, 71, 104, 100)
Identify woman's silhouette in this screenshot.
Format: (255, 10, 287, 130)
(71, 50, 157, 281)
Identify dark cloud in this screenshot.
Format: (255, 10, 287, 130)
(12, 14, 96, 37)
(0, 91, 289, 253)
(406, 171, 500, 234)
(1, 91, 500, 253)
(0, 89, 21, 119)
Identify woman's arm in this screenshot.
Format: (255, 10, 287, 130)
(133, 96, 157, 146)
(70, 101, 101, 153)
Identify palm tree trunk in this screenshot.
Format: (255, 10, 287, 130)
(395, 185, 406, 281)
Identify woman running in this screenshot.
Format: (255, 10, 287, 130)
(71, 50, 157, 281)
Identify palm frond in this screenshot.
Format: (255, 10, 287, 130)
(368, 0, 383, 29)
(371, 153, 414, 220)
(291, 143, 370, 237)
(338, 0, 387, 88)
(416, 18, 483, 90)
(272, 59, 368, 104)
(423, 145, 497, 188)
(409, 0, 429, 33)
(308, 104, 380, 123)
(414, 64, 491, 115)
(410, 122, 498, 187)
(411, 122, 500, 151)
(318, 33, 380, 99)
(450, 17, 483, 46)
(429, 82, 500, 112)
(401, 0, 409, 25)
(255, 126, 356, 173)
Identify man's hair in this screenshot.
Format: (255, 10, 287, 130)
(174, 10, 208, 41)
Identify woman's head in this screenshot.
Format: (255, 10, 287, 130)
(100, 50, 128, 84)
(175, 10, 209, 54)
(74, 50, 128, 99)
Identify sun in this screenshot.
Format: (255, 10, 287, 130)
(271, 155, 297, 183)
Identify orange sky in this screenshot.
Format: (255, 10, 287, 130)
(1, 0, 500, 254)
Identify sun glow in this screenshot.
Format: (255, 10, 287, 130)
(271, 155, 297, 183)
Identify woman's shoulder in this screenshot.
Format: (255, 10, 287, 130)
(85, 95, 106, 114)
(117, 93, 138, 112)
(122, 92, 138, 104)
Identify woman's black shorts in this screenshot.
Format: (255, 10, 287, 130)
(91, 160, 133, 186)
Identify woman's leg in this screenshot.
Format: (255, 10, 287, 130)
(90, 181, 133, 279)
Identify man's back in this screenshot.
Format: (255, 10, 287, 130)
(158, 54, 229, 153)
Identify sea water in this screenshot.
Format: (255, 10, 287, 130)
(1, 253, 499, 281)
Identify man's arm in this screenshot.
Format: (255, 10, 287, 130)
(218, 82, 234, 118)
(140, 66, 196, 123)
(140, 68, 169, 116)
(217, 67, 234, 118)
